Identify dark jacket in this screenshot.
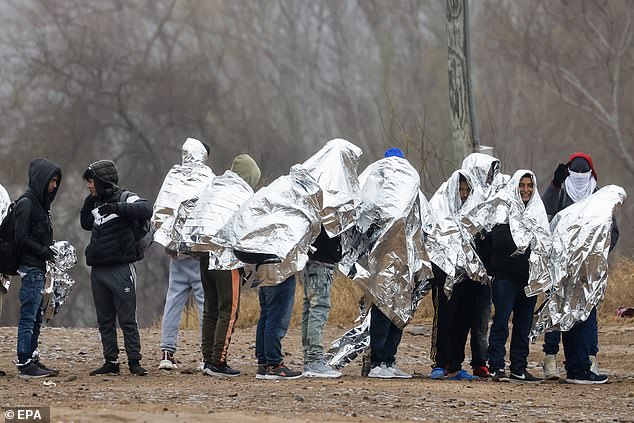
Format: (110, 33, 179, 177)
(542, 183, 619, 251)
(488, 224, 530, 285)
(14, 159, 62, 271)
(308, 226, 342, 265)
(80, 161, 152, 266)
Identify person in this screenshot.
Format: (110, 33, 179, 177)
(428, 172, 484, 381)
(301, 226, 343, 378)
(541, 152, 618, 383)
(201, 154, 261, 377)
(157, 139, 212, 370)
(80, 160, 152, 376)
(15, 158, 62, 379)
(255, 274, 302, 380)
(366, 148, 413, 380)
(487, 171, 545, 383)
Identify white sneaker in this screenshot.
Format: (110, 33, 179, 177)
(368, 363, 394, 379)
(303, 359, 342, 378)
(159, 351, 178, 370)
(542, 354, 559, 380)
(388, 364, 412, 379)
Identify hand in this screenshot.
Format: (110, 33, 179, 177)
(82, 195, 96, 210)
(43, 246, 56, 262)
(553, 163, 569, 187)
(99, 202, 119, 215)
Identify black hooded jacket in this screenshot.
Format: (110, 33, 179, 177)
(80, 160, 152, 266)
(14, 158, 62, 271)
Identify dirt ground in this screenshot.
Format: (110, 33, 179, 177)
(0, 320, 632, 423)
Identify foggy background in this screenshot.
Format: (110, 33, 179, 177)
(0, 0, 631, 327)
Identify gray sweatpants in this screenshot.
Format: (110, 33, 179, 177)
(91, 263, 142, 362)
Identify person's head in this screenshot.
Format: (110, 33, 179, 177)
(384, 148, 404, 159)
(568, 152, 597, 180)
(182, 138, 210, 164)
(458, 174, 471, 204)
(231, 154, 261, 189)
(519, 173, 534, 205)
(82, 160, 118, 199)
(48, 174, 60, 194)
(28, 158, 62, 206)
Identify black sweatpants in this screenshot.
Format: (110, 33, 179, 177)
(91, 263, 142, 362)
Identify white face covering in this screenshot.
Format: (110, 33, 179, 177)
(565, 170, 596, 203)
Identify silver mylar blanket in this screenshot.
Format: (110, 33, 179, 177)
(42, 240, 77, 321)
(527, 185, 626, 339)
(339, 157, 432, 329)
(427, 169, 489, 296)
(180, 170, 254, 270)
(217, 165, 323, 285)
(301, 138, 362, 237)
(461, 169, 552, 291)
(326, 311, 371, 370)
(152, 138, 215, 250)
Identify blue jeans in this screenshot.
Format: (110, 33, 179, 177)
(302, 261, 334, 363)
(160, 258, 204, 353)
(488, 277, 537, 374)
(370, 304, 403, 367)
(256, 276, 296, 365)
(544, 316, 598, 356)
(17, 266, 46, 364)
(562, 307, 597, 377)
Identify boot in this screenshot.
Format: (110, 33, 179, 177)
(542, 354, 560, 380)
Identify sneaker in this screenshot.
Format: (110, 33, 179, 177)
(446, 369, 480, 381)
(429, 367, 446, 380)
(564, 370, 608, 385)
(33, 359, 59, 377)
(89, 360, 120, 376)
(128, 360, 148, 376)
(159, 351, 178, 370)
(472, 366, 490, 378)
(255, 364, 267, 380)
(203, 362, 241, 378)
(0, 370, 5, 376)
(542, 354, 560, 380)
(303, 359, 342, 378)
(264, 363, 302, 380)
(368, 363, 394, 379)
(17, 361, 53, 379)
(491, 369, 510, 382)
(510, 369, 542, 383)
(387, 364, 412, 379)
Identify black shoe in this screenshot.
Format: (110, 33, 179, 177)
(17, 361, 53, 379)
(203, 362, 241, 378)
(0, 370, 5, 376)
(264, 362, 302, 380)
(90, 361, 120, 376)
(564, 370, 608, 385)
(510, 369, 542, 383)
(128, 360, 148, 376)
(491, 369, 510, 382)
(255, 364, 266, 380)
(33, 359, 59, 377)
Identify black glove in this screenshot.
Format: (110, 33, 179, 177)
(82, 195, 96, 211)
(42, 246, 56, 262)
(99, 202, 119, 216)
(553, 163, 569, 187)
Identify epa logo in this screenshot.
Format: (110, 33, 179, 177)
(4, 407, 50, 422)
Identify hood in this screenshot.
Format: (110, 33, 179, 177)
(182, 138, 209, 165)
(230, 154, 261, 189)
(83, 160, 119, 200)
(28, 158, 62, 209)
(461, 153, 500, 189)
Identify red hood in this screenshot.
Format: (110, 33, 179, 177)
(568, 152, 597, 181)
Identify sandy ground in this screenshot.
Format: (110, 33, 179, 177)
(0, 321, 632, 423)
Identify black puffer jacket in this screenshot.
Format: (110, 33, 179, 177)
(14, 158, 62, 271)
(80, 160, 152, 266)
(488, 223, 530, 285)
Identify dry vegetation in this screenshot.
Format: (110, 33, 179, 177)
(174, 256, 634, 332)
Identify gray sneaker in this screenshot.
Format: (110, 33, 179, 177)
(303, 359, 342, 378)
(387, 364, 412, 379)
(368, 363, 395, 379)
